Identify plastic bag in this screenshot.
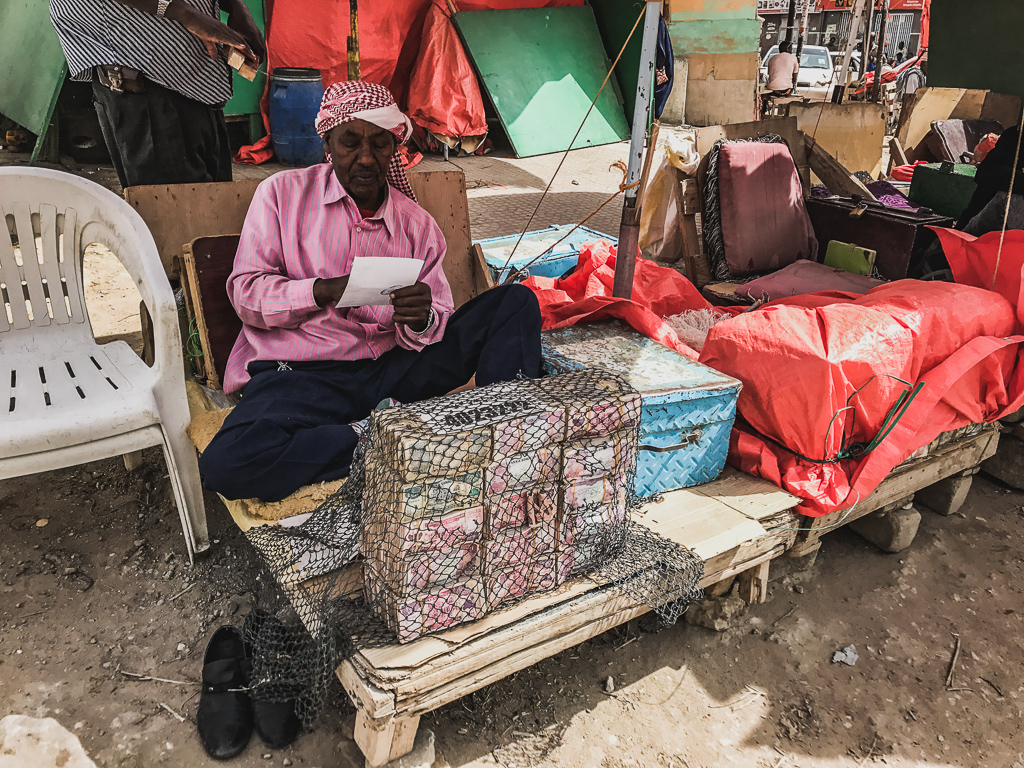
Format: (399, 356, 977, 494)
(639, 130, 700, 264)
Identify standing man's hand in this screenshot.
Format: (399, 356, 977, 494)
(390, 282, 433, 332)
(223, 0, 266, 65)
(164, 1, 254, 63)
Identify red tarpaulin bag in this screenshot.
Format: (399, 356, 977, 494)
(700, 270, 1024, 516)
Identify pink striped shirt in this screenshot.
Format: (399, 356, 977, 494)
(223, 163, 453, 394)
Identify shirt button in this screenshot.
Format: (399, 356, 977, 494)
(355, 226, 363, 232)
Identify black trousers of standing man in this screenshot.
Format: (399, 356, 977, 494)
(92, 72, 233, 188)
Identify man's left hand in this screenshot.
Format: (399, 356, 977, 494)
(224, 0, 265, 65)
(390, 282, 432, 332)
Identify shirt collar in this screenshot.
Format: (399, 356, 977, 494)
(323, 164, 397, 234)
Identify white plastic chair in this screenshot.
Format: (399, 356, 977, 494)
(0, 167, 208, 562)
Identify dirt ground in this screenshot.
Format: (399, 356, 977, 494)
(3, 162, 1024, 768)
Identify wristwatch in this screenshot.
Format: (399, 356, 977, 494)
(411, 308, 436, 335)
(155, 0, 171, 17)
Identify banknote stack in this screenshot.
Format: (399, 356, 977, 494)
(362, 370, 641, 643)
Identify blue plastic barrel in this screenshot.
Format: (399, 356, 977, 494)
(268, 68, 325, 167)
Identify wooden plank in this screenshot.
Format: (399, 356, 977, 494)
(181, 236, 242, 391)
(389, 717, 420, 762)
(795, 426, 1000, 547)
(355, 709, 398, 768)
(889, 136, 910, 169)
(407, 169, 478, 309)
(125, 180, 262, 278)
(804, 135, 875, 200)
(737, 560, 770, 605)
(338, 660, 396, 719)
(696, 467, 799, 521)
(635, 495, 767, 560)
(471, 243, 496, 292)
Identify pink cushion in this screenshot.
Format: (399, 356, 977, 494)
(737, 260, 885, 302)
(718, 142, 818, 276)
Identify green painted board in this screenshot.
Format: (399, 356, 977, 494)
(222, 0, 267, 117)
(590, 0, 645, 120)
(455, 6, 629, 158)
(0, 0, 67, 154)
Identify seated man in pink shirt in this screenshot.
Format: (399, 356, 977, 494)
(200, 82, 542, 502)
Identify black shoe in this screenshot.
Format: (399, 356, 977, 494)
(197, 626, 253, 760)
(243, 610, 303, 749)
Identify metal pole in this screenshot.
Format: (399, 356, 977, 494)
(859, 0, 874, 78)
(795, 0, 811, 89)
(782, 0, 798, 44)
(612, 1, 660, 300)
(871, 0, 889, 102)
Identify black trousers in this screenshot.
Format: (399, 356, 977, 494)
(199, 285, 543, 502)
(92, 74, 233, 188)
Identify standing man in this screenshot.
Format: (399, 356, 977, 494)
(49, 0, 265, 187)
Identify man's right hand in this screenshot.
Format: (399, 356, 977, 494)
(166, 0, 253, 61)
(312, 276, 350, 307)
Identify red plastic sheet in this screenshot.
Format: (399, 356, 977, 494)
(523, 241, 712, 360)
(406, 4, 487, 140)
(236, 0, 581, 164)
(700, 266, 1024, 517)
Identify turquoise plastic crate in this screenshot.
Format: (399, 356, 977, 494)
(475, 224, 617, 283)
(542, 320, 742, 497)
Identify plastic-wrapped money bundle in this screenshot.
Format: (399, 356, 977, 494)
(361, 370, 642, 643)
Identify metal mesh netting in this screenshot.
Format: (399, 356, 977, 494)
(232, 369, 705, 726)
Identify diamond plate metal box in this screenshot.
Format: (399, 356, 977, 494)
(541, 320, 741, 497)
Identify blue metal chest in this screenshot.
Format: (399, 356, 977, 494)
(475, 224, 618, 284)
(541, 320, 741, 497)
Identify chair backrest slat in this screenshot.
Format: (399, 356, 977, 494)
(0, 204, 30, 330)
(38, 204, 71, 325)
(12, 203, 51, 328)
(60, 207, 85, 323)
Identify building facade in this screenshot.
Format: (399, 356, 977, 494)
(757, 0, 926, 61)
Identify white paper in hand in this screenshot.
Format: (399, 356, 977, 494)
(335, 257, 423, 308)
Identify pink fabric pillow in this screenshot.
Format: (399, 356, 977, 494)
(718, 142, 818, 276)
(737, 260, 885, 302)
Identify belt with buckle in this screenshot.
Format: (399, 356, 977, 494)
(96, 65, 146, 94)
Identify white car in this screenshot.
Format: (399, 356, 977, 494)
(759, 44, 836, 93)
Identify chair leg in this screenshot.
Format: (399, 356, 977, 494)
(160, 424, 211, 563)
(123, 450, 145, 471)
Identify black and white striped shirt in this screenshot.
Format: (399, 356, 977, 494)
(49, 0, 233, 107)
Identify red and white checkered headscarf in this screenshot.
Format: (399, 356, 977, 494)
(315, 81, 417, 202)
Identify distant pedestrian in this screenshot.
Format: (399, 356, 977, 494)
(766, 40, 800, 95)
(893, 42, 907, 65)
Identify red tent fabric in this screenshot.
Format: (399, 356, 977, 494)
(406, 3, 488, 140)
(522, 241, 712, 360)
(699, 250, 1024, 517)
(236, 0, 582, 164)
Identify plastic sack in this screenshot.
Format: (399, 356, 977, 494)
(523, 240, 712, 359)
(700, 277, 1024, 517)
(639, 130, 699, 264)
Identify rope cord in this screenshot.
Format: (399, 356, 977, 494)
(500, 162, 640, 285)
(497, 4, 647, 277)
(993, 115, 1024, 292)
(757, 375, 924, 465)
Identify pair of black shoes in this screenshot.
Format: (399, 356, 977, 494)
(197, 611, 302, 760)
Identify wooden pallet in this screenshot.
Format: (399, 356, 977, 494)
(789, 423, 1001, 557)
(326, 470, 799, 766)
